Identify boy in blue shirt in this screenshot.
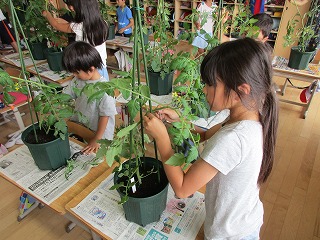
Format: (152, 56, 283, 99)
(115, 0, 134, 37)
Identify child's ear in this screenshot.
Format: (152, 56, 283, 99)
(238, 83, 251, 95)
(88, 66, 96, 72)
(262, 36, 269, 43)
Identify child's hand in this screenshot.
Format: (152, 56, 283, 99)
(222, 8, 229, 25)
(42, 10, 49, 17)
(144, 113, 169, 141)
(118, 28, 125, 34)
(195, 22, 201, 30)
(82, 139, 100, 154)
(156, 108, 180, 123)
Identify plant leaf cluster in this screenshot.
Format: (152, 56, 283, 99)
(145, 1, 178, 78)
(98, 0, 117, 25)
(283, 2, 320, 52)
(21, 0, 68, 50)
(80, 0, 208, 203)
(182, 3, 259, 51)
(0, 68, 75, 139)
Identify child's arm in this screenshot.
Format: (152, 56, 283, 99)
(157, 108, 222, 142)
(196, 123, 222, 142)
(144, 113, 218, 198)
(42, 10, 73, 33)
(118, 18, 134, 34)
(82, 116, 109, 154)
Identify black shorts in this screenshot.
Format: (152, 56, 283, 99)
(0, 19, 16, 44)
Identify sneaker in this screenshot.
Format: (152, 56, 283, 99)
(4, 132, 22, 148)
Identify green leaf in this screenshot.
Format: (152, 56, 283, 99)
(120, 195, 129, 204)
(165, 153, 186, 166)
(112, 70, 130, 78)
(57, 108, 73, 119)
(139, 85, 150, 98)
(117, 123, 138, 138)
(3, 92, 15, 105)
(42, 104, 51, 114)
(186, 146, 198, 163)
(106, 145, 122, 166)
(47, 114, 56, 126)
(127, 100, 140, 119)
(54, 120, 67, 134)
(174, 72, 189, 85)
(96, 146, 107, 159)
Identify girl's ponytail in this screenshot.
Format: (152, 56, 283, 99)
(258, 90, 279, 185)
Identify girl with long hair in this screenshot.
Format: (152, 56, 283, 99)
(144, 38, 279, 239)
(42, 0, 109, 79)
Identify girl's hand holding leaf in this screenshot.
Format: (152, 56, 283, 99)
(143, 113, 169, 142)
(156, 108, 180, 123)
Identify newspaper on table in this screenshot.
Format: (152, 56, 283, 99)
(0, 141, 97, 205)
(28, 62, 72, 82)
(71, 174, 205, 240)
(2, 52, 45, 68)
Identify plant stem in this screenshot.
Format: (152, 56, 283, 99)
(9, 0, 39, 142)
(135, 0, 160, 182)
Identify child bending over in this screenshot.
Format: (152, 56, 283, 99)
(144, 38, 278, 239)
(62, 41, 117, 154)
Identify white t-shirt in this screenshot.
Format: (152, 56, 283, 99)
(70, 22, 107, 67)
(200, 120, 264, 240)
(197, 1, 216, 33)
(0, 9, 6, 21)
(63, 76, 117, 140)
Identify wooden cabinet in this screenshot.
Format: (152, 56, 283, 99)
(139, 0, 312, 57)
(173, 1, 249, 40)
(144, 1, 175, 34)
(174, 0, 199, 39)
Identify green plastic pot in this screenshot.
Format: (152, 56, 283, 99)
(114, 157, 169, 226)
(143, 27, 153, 45)
(288, 47, 316, 70)
(21, 124, 71, 170)
(148, 70, 174, 96)
(46, 49, 64, 72)
(28, 41, 47, 60)
(108, 24, 115, 40)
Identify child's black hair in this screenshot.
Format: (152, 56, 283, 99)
(62, 41, 103, 73)
(65, 0, 108, 46)
(252, 13, 273, 38)
(200, 38, 279, 185)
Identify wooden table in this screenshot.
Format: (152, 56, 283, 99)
(0, 51, 73, 87)
(0, 51, 46, 68)
(106, 36, 133, 53)
(65, 167, 205, 240)
(273, 56, 320, 119)
(27, 62, 73, 87)
(0, 139, 110, 234)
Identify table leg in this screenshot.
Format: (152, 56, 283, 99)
(281, 78, 289, 96)
(91, 230, 102, 240)
(303, 80, 319, 119)
(66, 221, 77, 233)
(12, 107, 25, 130)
